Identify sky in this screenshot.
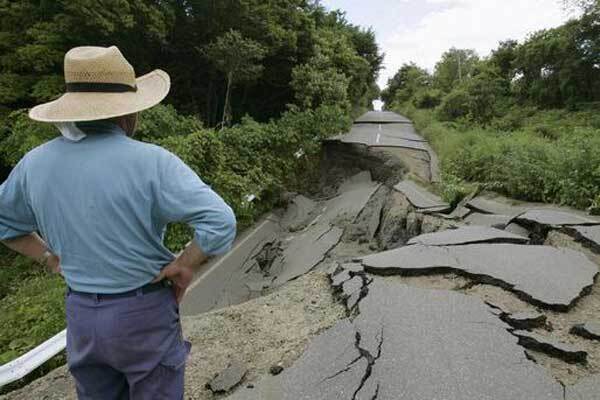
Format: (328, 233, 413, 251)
(321, 0, 577, 90)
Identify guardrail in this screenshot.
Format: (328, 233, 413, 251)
(0, 329, 66, 388)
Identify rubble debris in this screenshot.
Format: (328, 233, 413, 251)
(511, 330, 588, 364)
(206, 360, 248, 393)
(394, 180, 450, 212)
(565, 374, 600, 400)
(330, 264, 371, 312)
(376, 191, 412, 248)
(407, 226, 528, 246)
(343, 186, 389, 243)
(570, 322, 600, 341)
(270, 364, 284, 376)
(361, 243, 598, 310)
(500, 311, 547, 330)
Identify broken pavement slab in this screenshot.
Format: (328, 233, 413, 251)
(361, 243, 598, 310)
(407, 226, 528, 246)
(511, 330, 588, 364)
(565, 374, 600, 400)
(500, 311, 547, 330)
(464, 212, 512, 228)
(394, 180, 450, 212)
(227, 280, 564, 400)
(467, 196, 528, 216)
(565, 225, 600, 252)
(270, 224, 344, 286)
(515, 209, 600, 227)
(354, 111, 411, 124)
(504, 222, 531, 237)
(570, 322, 600, 341)
(206, 360, 248, 393)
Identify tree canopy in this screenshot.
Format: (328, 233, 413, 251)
(383, 5, 600, 120)
(0, 1, 383, 126)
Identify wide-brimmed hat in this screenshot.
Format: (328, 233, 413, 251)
(29, 46, 170, 122)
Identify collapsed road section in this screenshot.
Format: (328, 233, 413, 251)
(4, 111, 600, 400)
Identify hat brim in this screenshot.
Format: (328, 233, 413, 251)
(29, 69, 170, 123)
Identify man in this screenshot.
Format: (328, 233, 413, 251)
(0, 46, 237, 399)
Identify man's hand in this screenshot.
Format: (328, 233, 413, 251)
(46, 254, 61, 274)
(153, 261, 194, 304)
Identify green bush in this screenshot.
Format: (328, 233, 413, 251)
(136, 104, 204, 141)
(412, 89, 443, 109)
(437, 88, 471, 121)
(159, 104, 350, 250)
(399, 106, 600, 209)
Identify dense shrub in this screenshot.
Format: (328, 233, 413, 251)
(412, 89, 443, 109)
(159, 105, 350, 249)
(400, 106, 600, 209)
(437, 88, 471, 121)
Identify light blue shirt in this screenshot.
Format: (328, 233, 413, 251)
(0, 121, 236, 293)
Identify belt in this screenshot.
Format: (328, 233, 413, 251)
(67, 280, 171, 300)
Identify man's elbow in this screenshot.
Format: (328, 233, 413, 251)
(196, 207, 237, 256)
(222, 206, 237, 246)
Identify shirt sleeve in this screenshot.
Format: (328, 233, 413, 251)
(0, 157, 38, 240)
(158, 151, 237, 256)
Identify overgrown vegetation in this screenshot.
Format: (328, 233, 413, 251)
(0, 0, 382, 128)
(0, 1, 379, 377)
(383, 1, 600, 210)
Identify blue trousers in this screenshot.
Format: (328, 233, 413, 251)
(65, 286, 191, 399)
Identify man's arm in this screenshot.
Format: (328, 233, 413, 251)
(2, 233, 61, 273)
(153, 151, 237, 303)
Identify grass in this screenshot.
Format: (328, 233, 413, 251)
(0, 248, 66, 393)
(398, 103, 600, 210)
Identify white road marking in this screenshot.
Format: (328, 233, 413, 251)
(376, 124, 381, 143)
(186, 215, 276, 293)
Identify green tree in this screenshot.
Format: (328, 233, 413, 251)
(489, 40, 518, 81)
(380, 63, 431, 107)
(204, 30, 266, 127)
(433, 48, 479, 92)
(291, 55, 350, 110)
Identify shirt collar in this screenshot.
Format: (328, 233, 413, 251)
(75, 121, 126, 136)
(55, 120, 126, 142)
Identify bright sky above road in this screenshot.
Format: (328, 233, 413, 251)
(321, 0, 577, 89)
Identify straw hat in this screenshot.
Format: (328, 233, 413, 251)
(29, 46, 170, 122)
